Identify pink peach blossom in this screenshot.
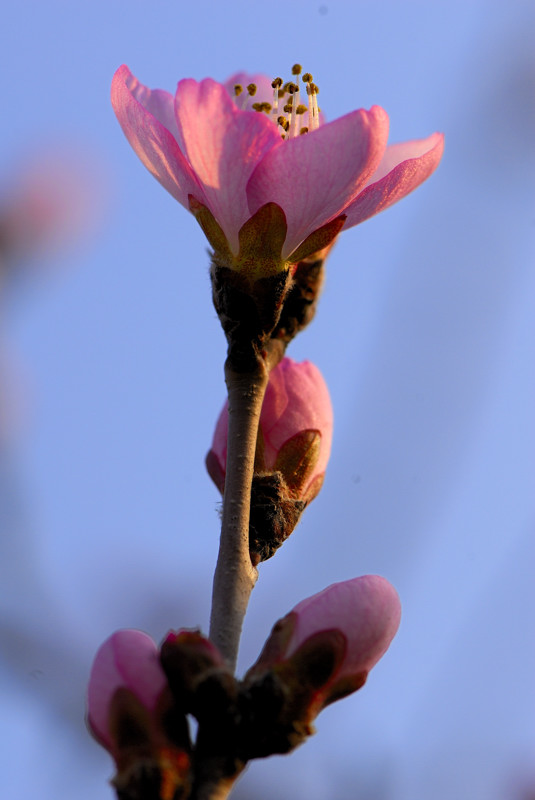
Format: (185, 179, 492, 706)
(206, 357, 333, 498)
(0, 148, 103, 266)
(111, 65, 443, 273)
(87, 629, 167, 750)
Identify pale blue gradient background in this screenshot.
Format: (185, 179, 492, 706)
(1, 1, 534, 798)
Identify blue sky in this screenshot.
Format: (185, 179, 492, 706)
(1, 1, 534, 798)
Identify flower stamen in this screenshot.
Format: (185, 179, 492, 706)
(303, 74, 320, 132)
(235, 66, 321, 137)
(271, 77, 283, 122)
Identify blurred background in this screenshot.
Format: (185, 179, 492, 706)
(0, 0, 533, 798)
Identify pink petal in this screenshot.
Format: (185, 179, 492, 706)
(111, 65, 204, 209)
(289, 575, 401, 676)
(261, 359, 333, 474)
(87, 629, 167, 747)
(342, 132, 444, 228)
(247, 106, 389, 260)
(174, 78, 282, 254)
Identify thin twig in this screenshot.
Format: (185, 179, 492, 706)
(208, 358, 269, 670)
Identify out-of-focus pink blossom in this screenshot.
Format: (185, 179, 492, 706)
(248, 575, 401, 713)
(206, 357, 333, 502)
(111, 65, 443, 277)
(0, 147, 103, 269)
(86, 629, 167, 751)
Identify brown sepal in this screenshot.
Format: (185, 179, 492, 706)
(244, 613, 298, 678)
(237, 630, 347, 759)
(271, 255, 325, 345)
(188, 195, 233, 265)
(248, 472, 306, 564)
(109, 689, 192, 800)
(236, 202, 288, 282)
(302, 472, 325, 504)
(160, 631, 232, 716)
(321, 670, 368, 708)
(274, 429, 321, 497)
(286, 215, 346, 265)
(112, 752, 191, 800)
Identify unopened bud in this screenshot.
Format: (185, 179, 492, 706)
(206, 358, 333, 562)
(239, 576, 401, 756)
(87, 630, 191, 798)
(160, 630, 236, 722)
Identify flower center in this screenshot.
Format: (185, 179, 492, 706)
(233, 64, 321, 139)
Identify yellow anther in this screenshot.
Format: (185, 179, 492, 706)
(247, 83, 257, 96)
(234, 84, 243, 96)
(252, 101, 272, 113)
(266, 66, 321, 138)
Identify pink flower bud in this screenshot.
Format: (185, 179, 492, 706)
(87, 629, 167, 751)
(87, 630, 192, 797)
(206, 357, 333, 562)
(289, 575, 400, 677)
(247, 575, 401, 715)
(207, 357, 333, 502)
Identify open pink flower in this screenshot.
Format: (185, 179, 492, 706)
(111, 65, 443, 277)
(206, 357, 333, 502)
(247, 575, 401, 715)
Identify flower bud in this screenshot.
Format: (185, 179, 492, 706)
(240, 576, 401, 756)
(206, 357, 333, 563)
(160, 629, 236, 722)
(161, 631, 244, 786)
(87, 629, 191, 799)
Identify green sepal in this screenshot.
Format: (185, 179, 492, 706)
(286, 214, 346, 264)
(235, 202, 288, 281)
(188, 195, 233, 265)
(274, 429, 321, 497)
(244, 613, 298, 678)
(321, 670, 368, 708)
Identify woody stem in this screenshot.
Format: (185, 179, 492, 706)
(208, 357, 269, 671)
